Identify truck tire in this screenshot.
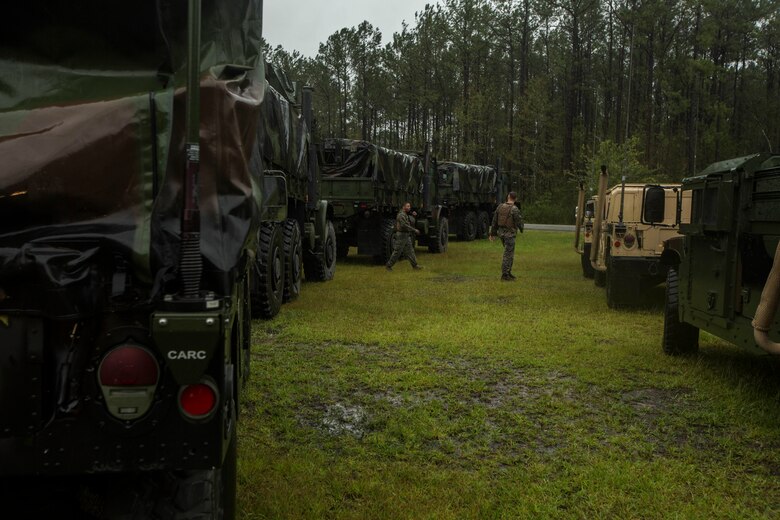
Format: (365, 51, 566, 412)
(377, 218, 395, 264)
(251, 223, 284, 319)
(663, 266, 699, 355)
(461, 211, 477, 241)
(477, 211, 490, 239)
(282, 219, 303, 302)
(581, 244, 595, 278)
(428, 217, 449, 253)
(304, 220, 336, 281)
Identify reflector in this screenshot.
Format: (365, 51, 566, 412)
(179, 383, 218, 418)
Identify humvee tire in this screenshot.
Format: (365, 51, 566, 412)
(429, 217, 449, 253)
(581, 244, 595, 278)
(282, 219, 303, 302)
(461, 211, 477, 241)
(477, 211, 490, 239)
(663, 266, 699, 355)
(305, 220, 337, 281)
(252, 222, 284, 319)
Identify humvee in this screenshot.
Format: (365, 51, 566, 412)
(574, 185, 597, 278)
(590, 167, 691, 308)
(661, 153, 780, 356)
(0, 1, 264, 517)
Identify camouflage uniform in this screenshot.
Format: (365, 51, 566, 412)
(386, 210, 419, 269)
(490, 203, 523, 278)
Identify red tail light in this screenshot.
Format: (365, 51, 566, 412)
(614, 241, 621, 248)
(179, 382, 218, 419)
(99, 345, 159, 387)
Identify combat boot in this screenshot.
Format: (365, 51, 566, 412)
(501, 274, 513, 281)
(413, 265, 423, 270)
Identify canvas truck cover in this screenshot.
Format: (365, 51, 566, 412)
(437, 162, 497, 195)
(256, 62, 309, 184)
(320, 138, 424, 203)
(0, 0, 265, 318)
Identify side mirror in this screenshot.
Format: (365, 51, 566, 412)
(643, 186, 666, 223)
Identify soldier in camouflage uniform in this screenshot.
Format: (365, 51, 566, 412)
(386, 202, 423, 271)
(489, 191, 524, 281)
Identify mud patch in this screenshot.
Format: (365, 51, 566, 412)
(320, 403, 369, 438)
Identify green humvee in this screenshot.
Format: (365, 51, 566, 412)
(0, 1, 265, 516)
(662, 153, 780, 356)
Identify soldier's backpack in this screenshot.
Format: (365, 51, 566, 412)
(497, 203, 514, 228)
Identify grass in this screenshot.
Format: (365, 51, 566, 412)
(238, 231, 780, 519)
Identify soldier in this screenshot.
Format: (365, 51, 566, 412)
(386, 202, 423, 271)
(489, 191, 524, 281)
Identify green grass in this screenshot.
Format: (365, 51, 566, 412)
(238, 232, 780, 519)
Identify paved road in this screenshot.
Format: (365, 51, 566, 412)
(524, 223, 575, 232)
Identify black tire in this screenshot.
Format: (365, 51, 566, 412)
(594, 269, 606, 287)
(377, 218, 396, 264)
(304, 220, 337, 281)
(251, 223, 284, 319)
(282, 219, 303, 302)
(663, 266, 699, 355)
(581, 243, 595, 278)
(428, 217, 449, 253)
(605, 256, 621, 309)
(461, 211, 477, 241)
(477, 211, 490, 239)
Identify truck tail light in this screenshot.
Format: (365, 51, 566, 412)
(98, 345, 159, 420)
(624, 234, 636, 248)
(179, 381, 219, 420)
(614, 241, 621, 248)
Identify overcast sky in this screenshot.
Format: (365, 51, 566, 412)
(264, 0, 435, 57)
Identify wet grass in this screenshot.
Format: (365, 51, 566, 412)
(238, 232, 780, 519)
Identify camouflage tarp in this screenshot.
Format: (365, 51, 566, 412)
(320, 138, 423, 197)
(0, 0, 265, 317)
(255, 62, 309, 183)
(437, 162, 498, 196)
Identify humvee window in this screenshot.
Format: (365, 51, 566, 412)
(691, 186, 718, 226)
(643, 186, 666, 223)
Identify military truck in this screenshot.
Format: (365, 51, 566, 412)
(320, 139, 448, 262)
(661, 153, 780, 357)
(574, 188, 597, 279)
(0, 1, 264, 516)
(251, 64, 336, 319)
(435, 162, 499, 241)
(590, 166, 690, 308)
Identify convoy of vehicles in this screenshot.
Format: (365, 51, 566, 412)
(587, 167, 690, 308)
(252, 64, 336, 318)
(661, 153, 780, 357)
